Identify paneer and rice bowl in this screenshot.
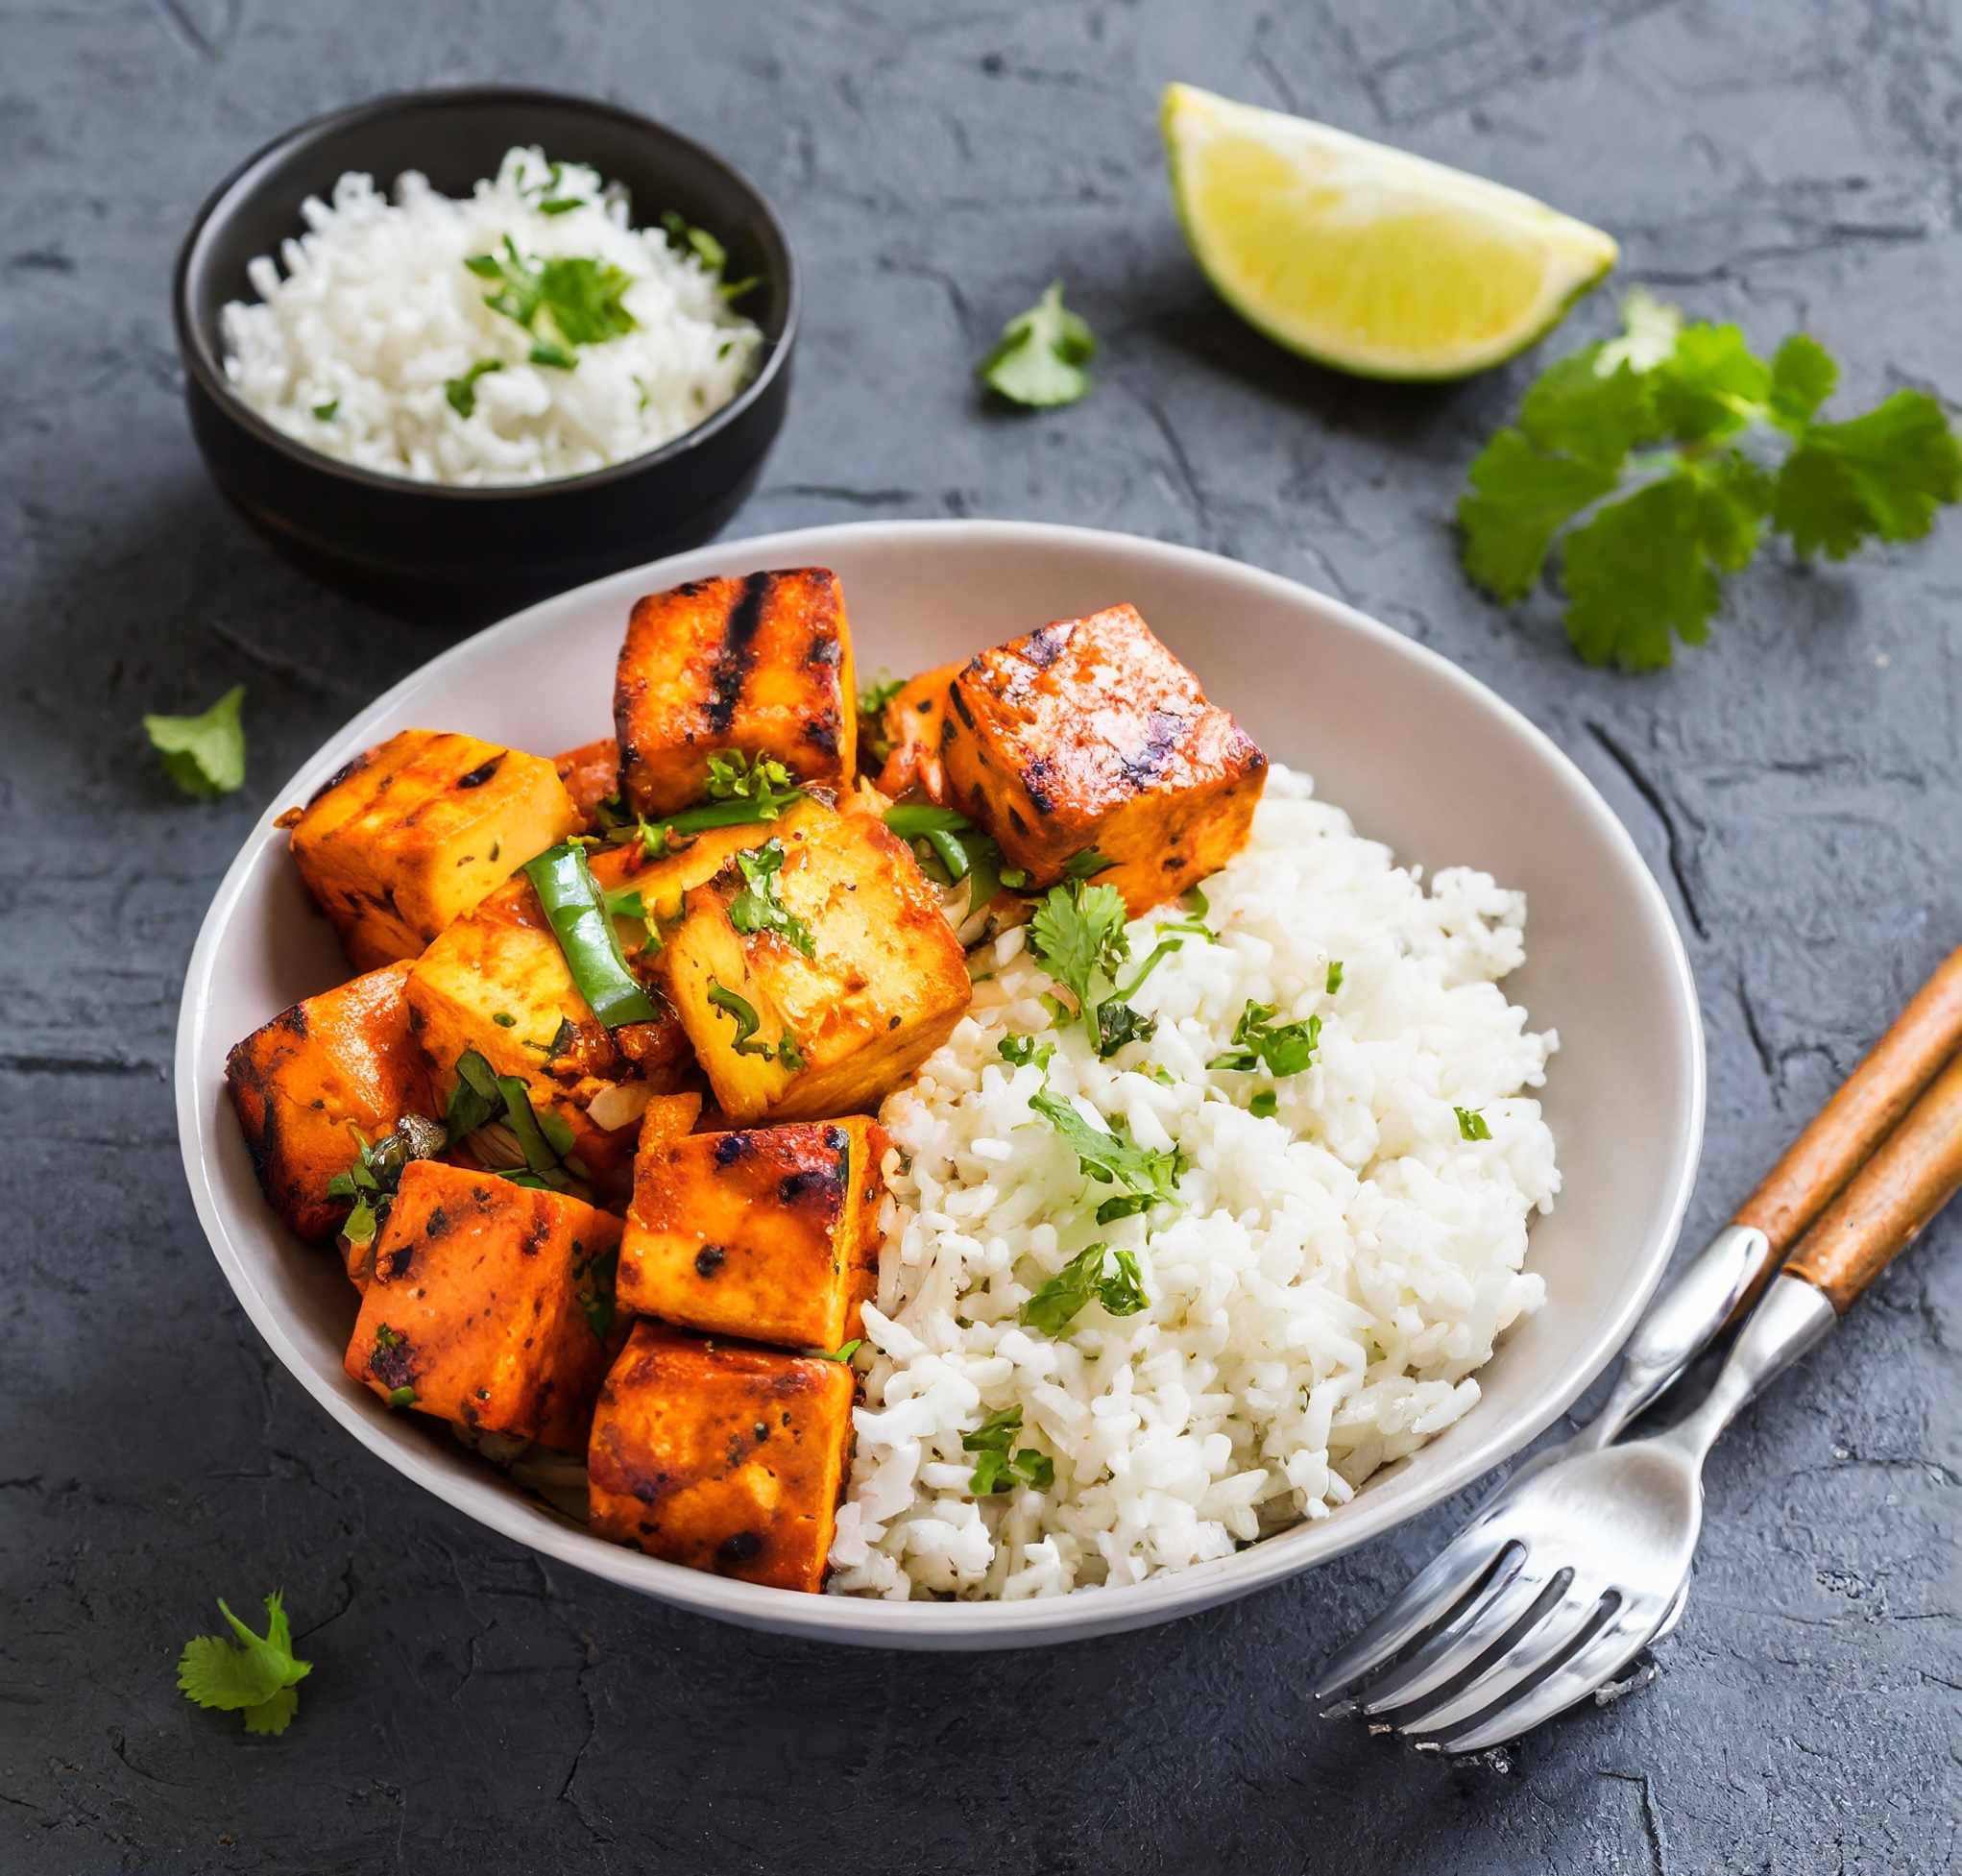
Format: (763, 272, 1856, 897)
(226, 570, 1558, 1601)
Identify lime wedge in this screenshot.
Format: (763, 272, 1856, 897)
(1161, 84, 1618, 380)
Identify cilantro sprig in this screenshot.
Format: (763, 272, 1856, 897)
(1020, 1241, 1149, 1337)
(962, 1404, 1055, 1493)
(177, 1591, 311, 1736)
(1460, 291, 1962, 670)
(1026, 880, 1212, 1059)
(981, 281, 1097, 408)
(726, 838, 816, 958)
(1029, 1087, 1183, 1225)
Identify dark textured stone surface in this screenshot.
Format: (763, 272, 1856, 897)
(3, 3, 1958, 1870)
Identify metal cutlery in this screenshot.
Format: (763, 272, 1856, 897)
(1317, 946, 1962, 1752)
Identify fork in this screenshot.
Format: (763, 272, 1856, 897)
(1316, 946, 1962, 1754)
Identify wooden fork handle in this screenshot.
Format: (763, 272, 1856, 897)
(1732, 944, 1962, 1258)
(1783, 1048, 1962, 1312)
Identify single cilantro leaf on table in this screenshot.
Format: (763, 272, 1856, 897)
(981, 282, 1097, 408)
(178, 1591, 311, 1736)
(143, 685, 246, 799)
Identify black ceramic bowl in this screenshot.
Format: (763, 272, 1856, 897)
(174, 86, 797, 622)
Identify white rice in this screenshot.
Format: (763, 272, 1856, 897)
(829, 765, 1560, 1600)
(221, 147, 763, 486)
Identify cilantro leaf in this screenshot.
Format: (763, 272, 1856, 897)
(1652, 322, 1770, 442)
(464, 238, 638, 361)
(1458, 430, 1618, 604)
(726, 839, 816, 958)
(1768, 334, 1836, 426)
(997, 1034, 1054, 1069)
(1207, 1001, 1321, 1077)
(1518, 351, 1657, 468)
(1455, 1106, 1492, 1141)
(981, 281, 1096, 408)
(1563, 460, 1768, 670)
(1772, 390, 1962, 559)
(444, 358, 502, 419)
(143, 685, 246, 799)
(1029, 1088, 1182, 1211)
(1028, 881, 1129, 1013)
(178, 1591, 311, 1735)
(1020, 1241, 1149, 1337)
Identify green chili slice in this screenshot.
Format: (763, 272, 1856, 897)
(522, 842, 662, 1029)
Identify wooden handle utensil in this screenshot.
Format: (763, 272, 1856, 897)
(1783, 1047, 1962, 1311)
(1732, 944, 1962, 1259)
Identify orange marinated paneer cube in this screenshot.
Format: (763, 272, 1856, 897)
(613, 568, 857, 818)
(939, 603, 1267, 915)
(225, 961, 437, 1243)
(587, 1322, 855, 1593)
(656, 804, 970, 1123)
(289, 728, 582, 969)
(871, 662, 959, 803)
(344, 1161, 621, 1452)
(619, 1116, 888, 1349)
(552, 737, 622, 832)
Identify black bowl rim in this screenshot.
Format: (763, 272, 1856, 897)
(172, 83, 800, 504)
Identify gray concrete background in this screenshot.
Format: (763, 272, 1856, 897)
(3, 2, 1958, 1870)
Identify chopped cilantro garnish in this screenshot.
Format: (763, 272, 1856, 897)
(726, 838, 816, 957)
(443, 358, 502, 418)
(463, 237, 638, 367)
(492, 1011, 517, 1028)
(997, 1033, 1054, 1069)
(312, 399, 338, 421)
(327, 1115, 443, 1248)
(1020, 1242, 1148, 1337)
(961, 1404, 1055, 1492)
(1459, 290, 1962, 669)
(1325, 961, 1344, 995)
(1455, 1106, 1492, 1141)
(176, 1591, 311, 1736)
(143, 685, 246, 799)
(1062, 847, 1116, 879)
(981, 281, 1096, 408)
(1208, 1001, 1321, 1078)
(811, 1338, 862, 1364)
(1027, 882, 1211, 1060)
(1248, 1089, 1278, 1119)
(1029, 1087, 1183, 1214)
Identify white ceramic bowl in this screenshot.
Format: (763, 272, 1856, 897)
(176, 520, 1704, 1648)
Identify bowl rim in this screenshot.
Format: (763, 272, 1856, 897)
(171, 82, 801, 502)
(175, 518, 1706, 1646)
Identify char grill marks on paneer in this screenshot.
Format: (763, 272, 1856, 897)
(289, 728, 583, 969)
(938, 602, 1266, 914)
(614, 568, 857, 819)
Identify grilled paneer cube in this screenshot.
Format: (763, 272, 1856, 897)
(226, 961, 436, 1243)
(939, 603, 1267, 915)
(552, 738, 622, 832)
(657, 805, 970, 1123)
(345, 1161, 621, 1452)
(872, 663, 959, 802)
(614, 568, 857, 818)
(587, 1322, 855, 1593)
(619, 1117, 888, 1349)
(291, 729, 582, 968)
